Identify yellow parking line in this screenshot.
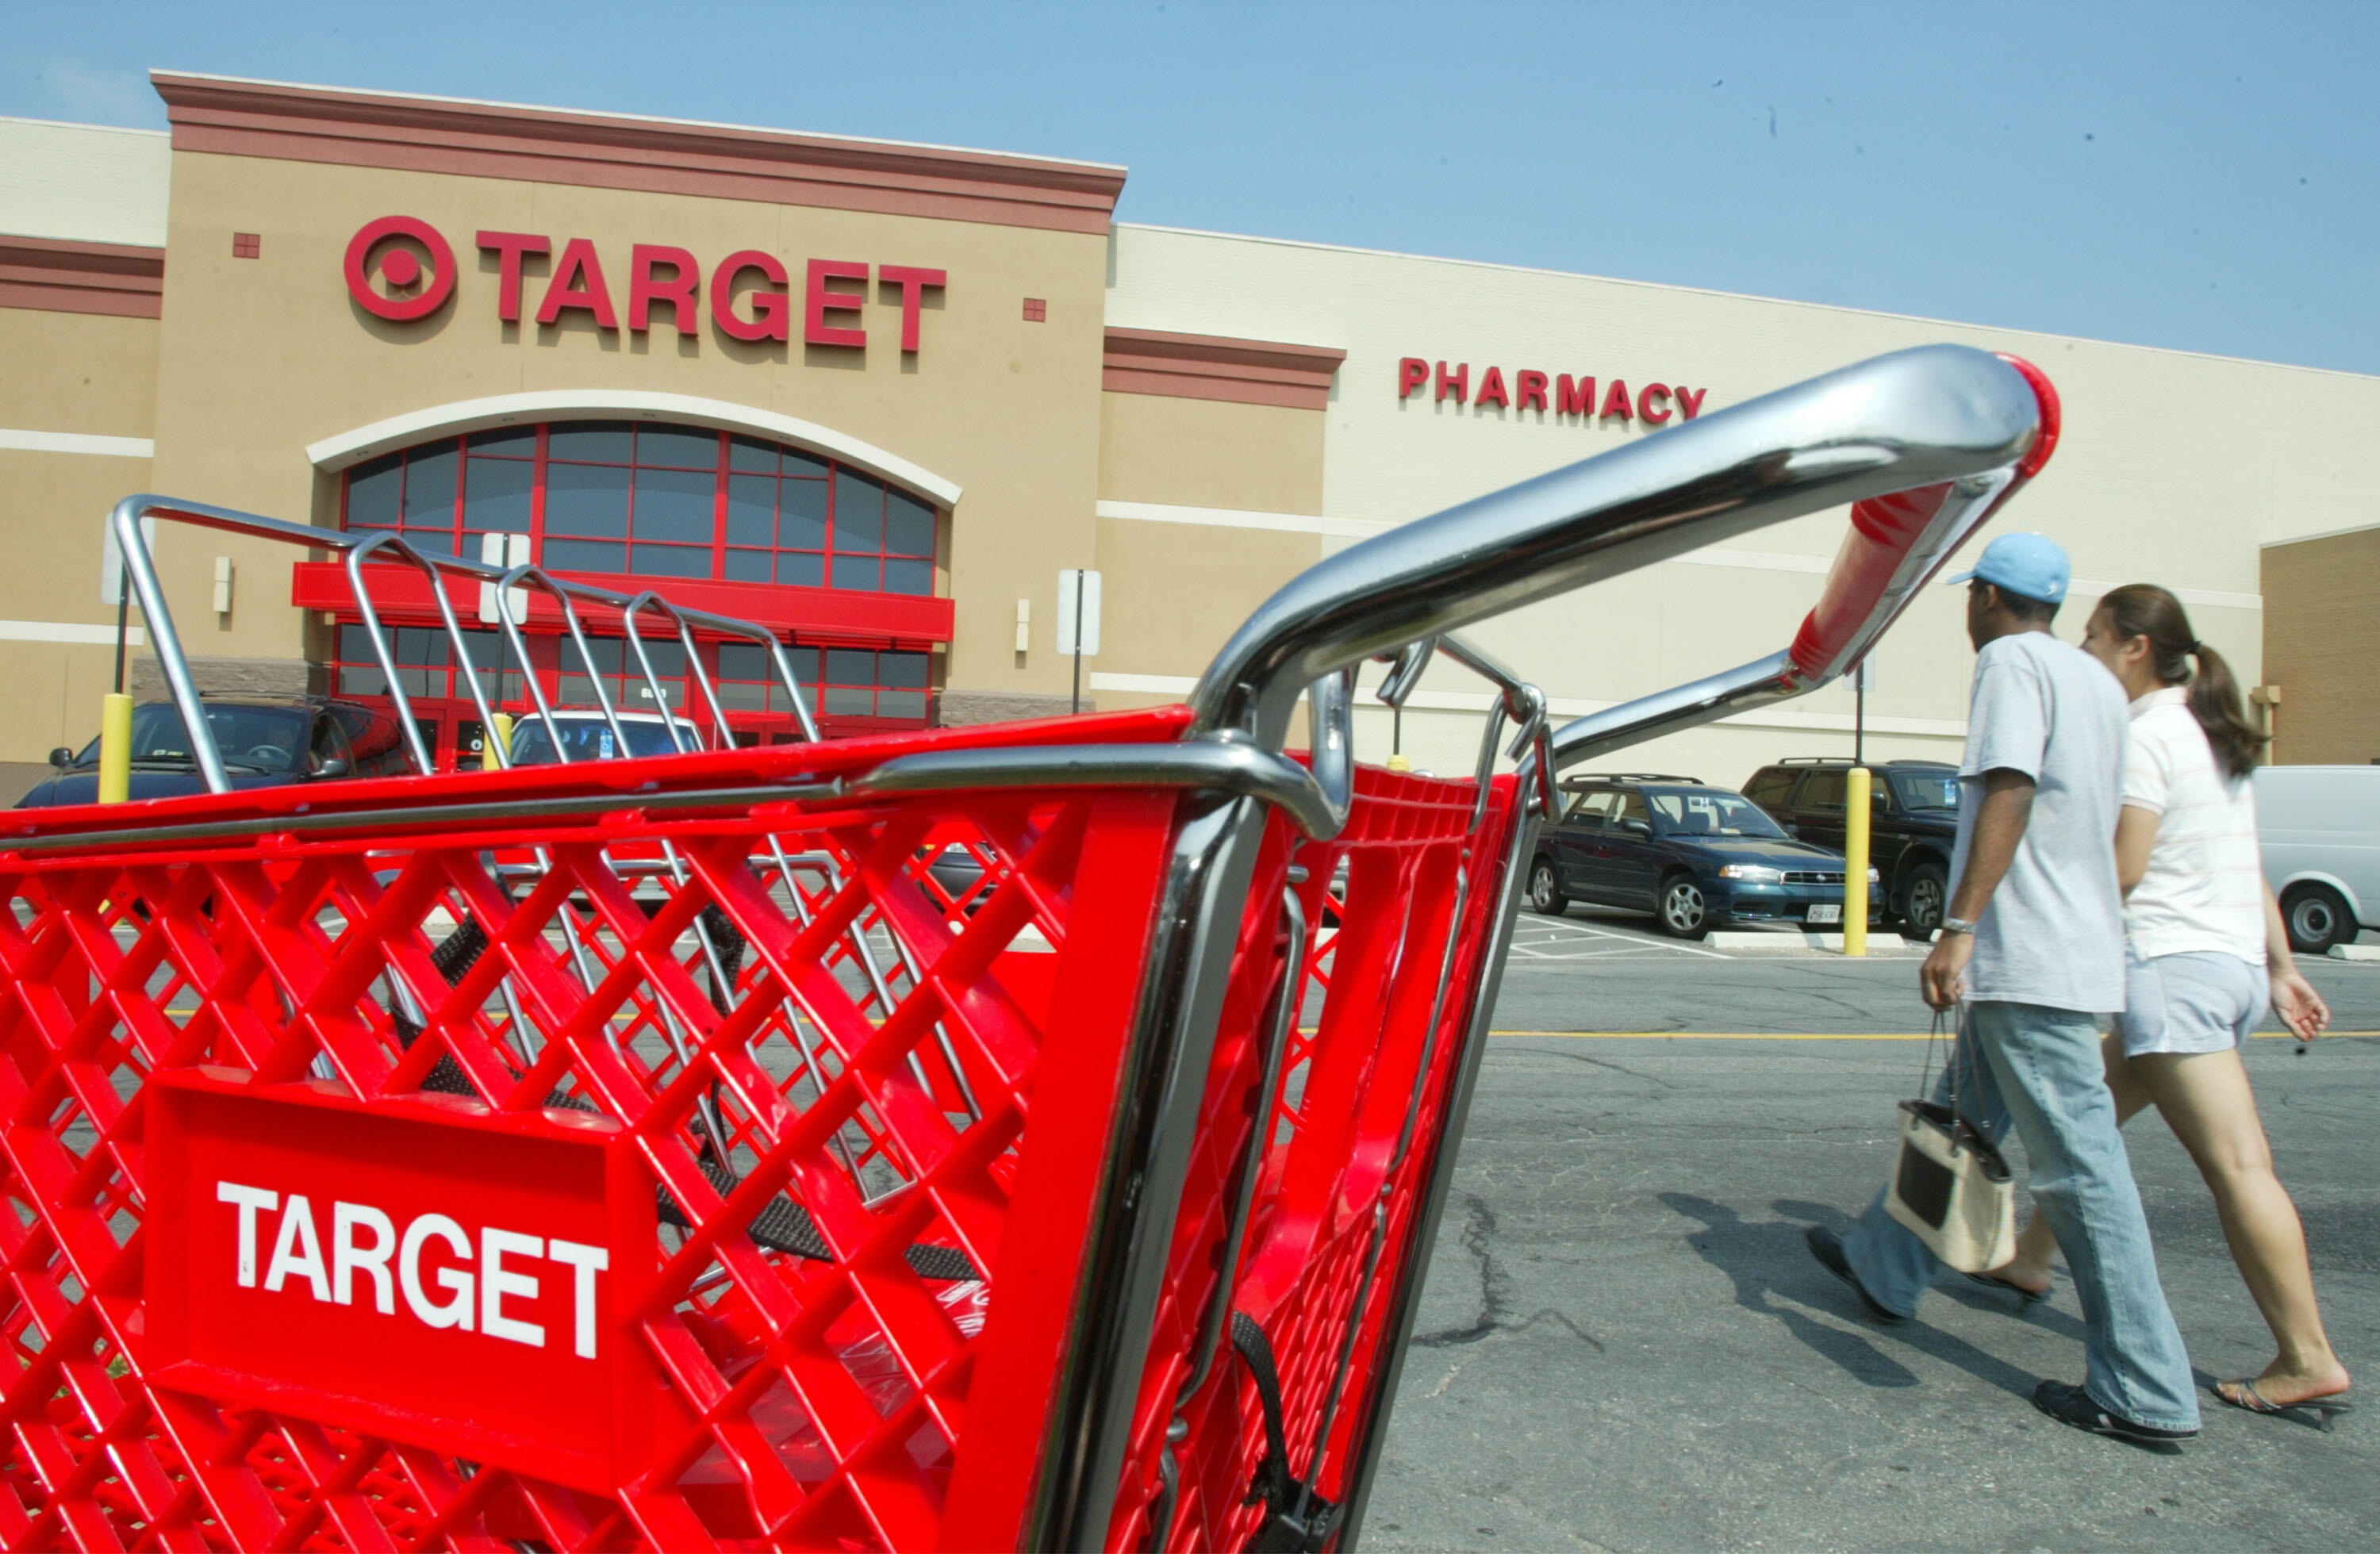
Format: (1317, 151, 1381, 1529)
(1494, 1030, 1928, 1040)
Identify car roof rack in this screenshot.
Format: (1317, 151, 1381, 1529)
(1561, 772, 1703, 787)
(1774, 754, 1956, 769)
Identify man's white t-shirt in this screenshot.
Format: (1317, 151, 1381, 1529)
(2121, 685, 2267, 964)
(1952, 631, 2129, 1013)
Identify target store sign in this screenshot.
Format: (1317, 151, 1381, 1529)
(344, 213, 946, 351)
(145, 1069, 654, 1491)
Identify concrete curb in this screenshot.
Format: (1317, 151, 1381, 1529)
(1706, 930, 1923, 953)
(2329, 943, 2380, 962)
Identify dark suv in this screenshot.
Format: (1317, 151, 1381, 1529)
(1527, 774, 1882, 939)
(17, 696, 412, 807)
(1741, 759, 1961, 935)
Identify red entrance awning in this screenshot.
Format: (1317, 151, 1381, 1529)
(291, 562, 954, 650)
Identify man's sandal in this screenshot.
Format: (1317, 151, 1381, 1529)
(2033, 1380, 2197, 1447)
(2216, 1379, 2354, 1430)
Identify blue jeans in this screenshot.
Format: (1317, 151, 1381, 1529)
(1844, 1000, 2201, 1432)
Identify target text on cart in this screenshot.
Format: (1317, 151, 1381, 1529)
(145, 1070, 650, 1491)
(213, 1180, 609, 1356)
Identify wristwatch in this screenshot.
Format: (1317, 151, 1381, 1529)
(1940, 915, 1979, 937)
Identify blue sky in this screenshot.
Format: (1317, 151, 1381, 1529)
(6, 0, 2373, 374)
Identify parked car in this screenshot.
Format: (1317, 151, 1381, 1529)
(15, 696, 410, 807)
(2255, 764, 2380, 954)
(1528, 774, 1882, 939)
(1742, 758, 1960, 934)
(508, 708, 704, 766)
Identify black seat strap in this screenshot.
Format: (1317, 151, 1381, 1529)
(1230, 1310, 1342, 1553)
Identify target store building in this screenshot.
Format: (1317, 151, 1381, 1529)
(4, 72, 2378, 800)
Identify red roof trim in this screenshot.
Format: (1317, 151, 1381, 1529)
(154, 73, 1128, 236)
(1101, 328, 1345, 410)
(0, 236, 165, 319)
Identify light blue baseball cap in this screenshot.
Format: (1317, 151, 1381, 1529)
(1944, 531, 2070, 606)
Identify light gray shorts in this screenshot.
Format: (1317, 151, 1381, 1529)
(2117, 947, 2270, 1058)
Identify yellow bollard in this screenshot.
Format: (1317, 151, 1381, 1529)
(1842, 765, 1870, 957)
(98, 693, 134, 804)
(484, 711, 513, 771)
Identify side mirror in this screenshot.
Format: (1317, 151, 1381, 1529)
(1622, 819, 1653, 837)
(1781, 823, 1800, 838)
(48, 747, 73, 769)
(310, 758, 351, 780)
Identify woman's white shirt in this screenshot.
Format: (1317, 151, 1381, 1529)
(2122, 686, 2267, 964)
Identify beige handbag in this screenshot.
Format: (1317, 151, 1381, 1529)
(1883, 1009, 2016, 1273)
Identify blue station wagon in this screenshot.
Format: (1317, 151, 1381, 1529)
(1527, 775, 1883, 939)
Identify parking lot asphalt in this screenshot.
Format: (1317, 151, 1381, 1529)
(1359, 911, 2379, 1552)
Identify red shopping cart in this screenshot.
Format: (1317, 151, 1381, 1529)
(0, 345, 2056, 1551)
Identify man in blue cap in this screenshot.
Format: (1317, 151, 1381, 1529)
(1805, 531, 2202, 1446)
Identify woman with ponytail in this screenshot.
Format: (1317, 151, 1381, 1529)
(1980, 584, 2351, 1425)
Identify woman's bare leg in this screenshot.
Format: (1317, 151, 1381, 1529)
(1994, 1033, 2155, 1292)
(2130, 1048, 2350, 1406)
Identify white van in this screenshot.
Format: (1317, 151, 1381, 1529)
(2255, 764, 2380, 954)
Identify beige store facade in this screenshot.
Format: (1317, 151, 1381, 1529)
(3, 72, 2375, 804)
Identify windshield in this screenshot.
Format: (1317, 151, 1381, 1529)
(72, 703, 311, 775)
(510, 717, 697, 765)
(1645, 786, 1789, 840)
(1889, 769, 1961, 812)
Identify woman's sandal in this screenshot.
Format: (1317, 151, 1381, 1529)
(2216, 1379, 2355, 1430)
(1963, 1269, 2050, 1308)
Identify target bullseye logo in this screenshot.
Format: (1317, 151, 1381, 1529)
(344, 215, 456, 321)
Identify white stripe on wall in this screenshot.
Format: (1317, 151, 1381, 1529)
(1095, 499, 1386, 539)
(0, 620, 146, 646)
(1093, 501, 2263, 610)
(0, 428, 155, 459)
(2067, 577, 2261, 612)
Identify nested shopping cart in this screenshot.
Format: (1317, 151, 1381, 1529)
(0, 345, 2056, 1552)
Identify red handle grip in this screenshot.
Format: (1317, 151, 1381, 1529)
(1787, 353, 2061, 681)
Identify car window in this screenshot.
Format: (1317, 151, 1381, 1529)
(1610, 792, 1650, 831)
(337, 707, 413, 777)
(1792, 770, 1846, 812)
(307, 712, 354, 775)
(93, 703, 311, 774)
(1889, 769, 1961, 812)
(1742, 769, 1797, 811)
(1564, 790, 1619, 827)
(1645, 786, 1790, 839)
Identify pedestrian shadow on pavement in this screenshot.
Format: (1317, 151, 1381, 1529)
(1660, 1192, 2088, 1411)
(1659, 1192, 1920, 1389)
(1765, 1197, 2091, 1346)
(1765, 1198, 2076, 1406)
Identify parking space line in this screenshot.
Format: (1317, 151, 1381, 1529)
(1507, 917, 1737, 961)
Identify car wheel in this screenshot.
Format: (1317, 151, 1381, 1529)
(1901, 860, 1948, 937)
(1528, 857, 1568, 916)
(1656, 873, 1709, 939)
(2281, 883, 2355, 956)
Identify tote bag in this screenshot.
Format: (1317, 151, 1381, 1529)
(1882, 1009, 2016, 1273)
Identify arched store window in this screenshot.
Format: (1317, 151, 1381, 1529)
(340, 420, 939, 594)
(330, 419, 938, 755)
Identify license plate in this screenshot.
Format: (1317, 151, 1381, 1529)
(1806, 904, 1843, 925)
